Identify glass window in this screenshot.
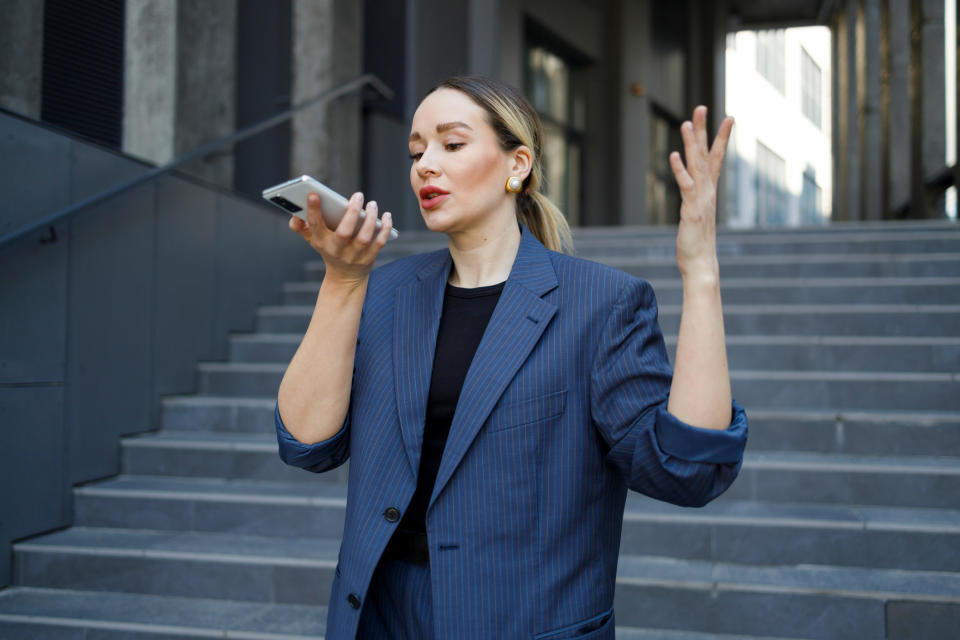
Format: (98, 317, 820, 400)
(756, 30, 786, 94)
(800, 165, 822, 224)
(756, 141, 787, 226)
(801, 47, 822, 128)
(647, 109, 682, 225)
(525, 43, 585, 225)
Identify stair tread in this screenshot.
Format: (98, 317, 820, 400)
(616, 554, 960, 600)
(0, 586, 328, 638)
(625, 495, 960, 531)
(75, 474, 346, 501)
(742, 450, 960, 471)
(79, 471, 960, 532)
(14, 527, 340, 564)
(16, 526, 960, 600)
(0, 587, 801, 640)
(162, 395, 960, 424)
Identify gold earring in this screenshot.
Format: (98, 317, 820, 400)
(505, 176, 523, 193)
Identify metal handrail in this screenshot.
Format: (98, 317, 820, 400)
(0, 73, 394, 249)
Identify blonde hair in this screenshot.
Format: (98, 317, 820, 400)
(426, 76, 574, 254)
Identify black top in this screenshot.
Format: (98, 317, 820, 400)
(396, 279, 506, 535)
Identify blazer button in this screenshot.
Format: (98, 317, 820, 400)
(348, 593, 361, 609)
(384, 507, 400, 522)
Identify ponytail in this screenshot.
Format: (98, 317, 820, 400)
(518, 191, 573, 254)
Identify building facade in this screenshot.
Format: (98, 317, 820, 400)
(1, 0, 954, 228)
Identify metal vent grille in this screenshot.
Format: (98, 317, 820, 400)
(41, 0, 125, 149)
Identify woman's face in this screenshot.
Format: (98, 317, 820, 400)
(408, 88, 527, 236)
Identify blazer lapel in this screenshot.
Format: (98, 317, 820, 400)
(394, 250, 452, 479)
(428, 225, 559, 510)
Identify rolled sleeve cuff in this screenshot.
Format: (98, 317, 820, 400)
(654, 398, 748, 464)
(274, 402, 348, 468)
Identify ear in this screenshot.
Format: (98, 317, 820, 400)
(509, 145, 533, 181)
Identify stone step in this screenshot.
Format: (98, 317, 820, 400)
(12, 527, 340, 607)
(11, 527, 960, 639)
(195, 362, 960, 411)
(742, 409, 960, 457)
(160, 396, 960, 458)
(725, 452, 960, 509)
(0, 586, 329, 640)
(77, 472, 960, 567)
(73, 475, 347, 539)
(0, 586, 801, 640)
(371, 229, 960, 262)
(728, 369, 960, 412)
(304, 252, 960, 282)
(612, 554, 960, 639)
(622, 495, 960, 572)
(122, 430, 960, 503)
(255, 303, 960, 336)
(282, 276, 960, 306)
(229, 332, 960, 373)
(368, 223, 960, 259)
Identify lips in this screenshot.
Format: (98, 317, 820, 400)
(419, 185, 449, 209)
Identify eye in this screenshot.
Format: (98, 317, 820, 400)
(409, 151, 423, 161)
(445, 142, 464, 152)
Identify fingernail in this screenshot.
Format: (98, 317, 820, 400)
(368, 200, 377, 209)
(384, 211, 392, 220)
(351, 192, 362, 204)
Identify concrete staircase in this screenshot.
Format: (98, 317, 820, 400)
(1, 222, 958, 639)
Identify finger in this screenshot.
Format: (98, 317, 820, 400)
(335, 192, 364, 242)
(680, 121, 702, 178)
(373, 211, 393, 249)
(356, 200, 378, 245)
(693, 105, 709, 152)
(709, 116, 735, 183)
(305, 193, 328, 239)
(669, 151, 695, 193)
(289, 214, 309, 235)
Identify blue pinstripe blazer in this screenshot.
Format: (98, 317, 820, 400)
(276, 223, 748, 639)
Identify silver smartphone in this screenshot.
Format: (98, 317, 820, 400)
(262, 175, 399, 240)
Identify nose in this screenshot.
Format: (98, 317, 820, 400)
(415, 145, 441, 178)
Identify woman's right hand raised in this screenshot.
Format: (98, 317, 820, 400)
(288, 191, 393, 285)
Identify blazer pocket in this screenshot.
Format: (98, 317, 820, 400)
(485, 389, 567, 433)
(534, 606, 614, 639)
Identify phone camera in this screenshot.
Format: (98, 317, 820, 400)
(270, 196, 302, 213)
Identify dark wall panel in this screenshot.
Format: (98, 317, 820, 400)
(0, 227, 69, 384)
(413, 0, 470, 100)
(0, 111, 319, 590)
(0, 387, 68, 588)
(234, 0, 292, 198)
(65, 184, 156, 483)
(0, 112, 71, 238)
(211, 195, 286, 355)
(154, 176, 218, 398)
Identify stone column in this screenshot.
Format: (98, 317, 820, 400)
(0, 0, 44, 119)
(469, 0, 499, 76)
(859, 0, 883, 219)
(618, 0, 651, 225)
(882, 0, 912, 216)
(291, 0, 362, 195)
(834, 0, 861, 221)
(910, 0, 947, 218)
(174, 0, 237, 189)
(123, 0, 177, 164)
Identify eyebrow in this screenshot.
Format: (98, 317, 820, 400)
(408, 121, 474, 142)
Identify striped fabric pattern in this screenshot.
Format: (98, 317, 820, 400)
(275, 223, 748, 639)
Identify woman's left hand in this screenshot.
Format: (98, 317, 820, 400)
(669, 105, 734, 280)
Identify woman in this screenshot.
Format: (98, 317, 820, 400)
(275, 76, 747, 639)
